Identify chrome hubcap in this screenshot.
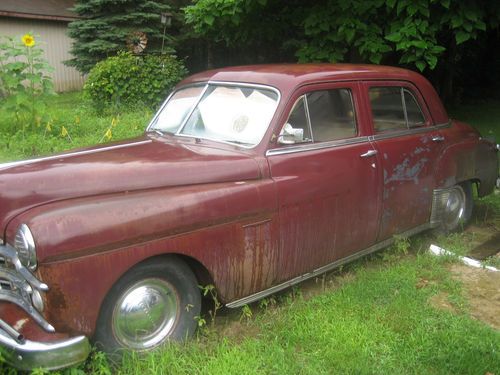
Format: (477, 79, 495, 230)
(112, 278, 178, 349)
(443, 186, 466, 230)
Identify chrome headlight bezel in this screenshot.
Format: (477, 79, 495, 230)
(13, 224, 37, 271)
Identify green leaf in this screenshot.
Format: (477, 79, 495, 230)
(455, 30, 470, 45)
(385, 32, 402, 42)
(204, 14, 215, 26)
(415, 60, 426, 71)
(451, 15, 463, 29)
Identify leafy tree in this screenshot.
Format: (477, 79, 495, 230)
(184, 0, 500, 100)
(66, 0, 177, 73)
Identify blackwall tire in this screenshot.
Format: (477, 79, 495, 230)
(94, 256, 201, 356)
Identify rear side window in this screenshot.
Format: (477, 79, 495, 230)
(369, 87, 425, 133)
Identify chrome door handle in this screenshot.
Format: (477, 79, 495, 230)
(432, 135, 445, 142)
(360, 150, 378, 158)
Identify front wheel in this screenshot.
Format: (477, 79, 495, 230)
(94, 256, 201, 354)
(438, 181, 473, 234)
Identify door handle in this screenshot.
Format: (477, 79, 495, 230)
(360, 150, 378, 158)
(432, 135, 445, 142)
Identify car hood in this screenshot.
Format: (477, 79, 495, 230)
(0, 136, 261, 232)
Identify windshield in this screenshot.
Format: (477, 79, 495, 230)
(149, 84, 280, 147)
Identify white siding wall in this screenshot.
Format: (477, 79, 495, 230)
(0, 17, 84, 92)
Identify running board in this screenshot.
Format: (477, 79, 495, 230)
(226, 223, 431, 308)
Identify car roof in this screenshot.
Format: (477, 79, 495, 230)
(181, 64, 417, 89)
(178, 64, 448, 124)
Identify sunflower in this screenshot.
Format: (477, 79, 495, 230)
(22, 34, 35, 47)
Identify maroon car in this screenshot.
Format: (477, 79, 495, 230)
(0, 64, 498, 370)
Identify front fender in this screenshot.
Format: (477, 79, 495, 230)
(6, 180, 279, 336)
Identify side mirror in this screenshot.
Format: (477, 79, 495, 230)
(278, 123, 304, 145)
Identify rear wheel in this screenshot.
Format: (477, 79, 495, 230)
(438, 181, 473, 234)
(94, 256, 201, 354)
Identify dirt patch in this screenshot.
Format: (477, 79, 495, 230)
(428, 291, 460, 314)
(449, 264, 500, 330)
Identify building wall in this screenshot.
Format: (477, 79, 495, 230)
(0, 17, 84, 92)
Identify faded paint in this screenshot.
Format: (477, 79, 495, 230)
(0, 64, 497, 353)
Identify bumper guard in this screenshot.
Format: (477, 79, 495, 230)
(0, 242, 90, 369)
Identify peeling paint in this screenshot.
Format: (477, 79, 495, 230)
(385, 157, 429, 184)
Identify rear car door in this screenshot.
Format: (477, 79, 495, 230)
(266, 82, 382, 282)
(363, 81, 446, 240)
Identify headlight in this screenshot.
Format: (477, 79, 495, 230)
(14, 224, 37, 270)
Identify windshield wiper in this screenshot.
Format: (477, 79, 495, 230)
(223, 140, 251, 146)
(147, 129, 174, 137)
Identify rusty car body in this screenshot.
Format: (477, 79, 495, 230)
(0, 64, 498, 369)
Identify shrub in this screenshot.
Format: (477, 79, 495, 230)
(84, 52, 187, 112)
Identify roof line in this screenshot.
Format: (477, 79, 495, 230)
(0, 11, 78, 22)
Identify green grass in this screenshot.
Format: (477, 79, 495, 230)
(90, 248, 499, 375)
(0, 92, 149, 162)
(0, 95, 499, 374)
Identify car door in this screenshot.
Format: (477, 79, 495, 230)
(266, 82, 382, 282)
(363, 82, 446, 240)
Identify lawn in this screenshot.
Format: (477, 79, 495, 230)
(0, 94, 499, 374)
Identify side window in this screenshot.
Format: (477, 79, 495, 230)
(369, 86, 426, 133)
(404, 90, 425, 127)
(307, 89, 357, 141)
(280, 88, 356, 144)
(369, 87, 406, 132)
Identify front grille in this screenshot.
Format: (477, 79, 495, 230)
(0, 244, 54, 332)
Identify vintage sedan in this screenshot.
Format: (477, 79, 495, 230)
(0, 64, 498, 370)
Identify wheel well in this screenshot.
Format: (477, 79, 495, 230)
(131, 253, 215, 289)
(94, 253, 216, 338)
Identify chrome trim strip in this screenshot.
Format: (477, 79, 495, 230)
(266, 136, 370, 156)
(176, 84, 209, 134)
(242, 218, 272, 228)
(0, 140, 152, 171)
(226, 223, 431, 308)
(368, 121, 451, 142)
(303, 95, 314, 143)
(0, 328, 90, 371)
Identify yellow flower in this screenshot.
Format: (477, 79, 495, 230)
(61, 126, 68, 137)
(105, 128, 112, 140)
(22, 34, 35, 47)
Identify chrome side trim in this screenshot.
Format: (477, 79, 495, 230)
(0, 328, 90, 371)
(266, 136, 370, 156)
(367, 121, 451, 142)
(226, 223, 431, 308)
(0, 140, 152, 171)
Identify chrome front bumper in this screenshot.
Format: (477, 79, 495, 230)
(0, 328, 90, 370)
(0, 242, 90, 369)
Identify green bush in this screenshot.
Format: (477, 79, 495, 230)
(84, 52, 187, 112)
